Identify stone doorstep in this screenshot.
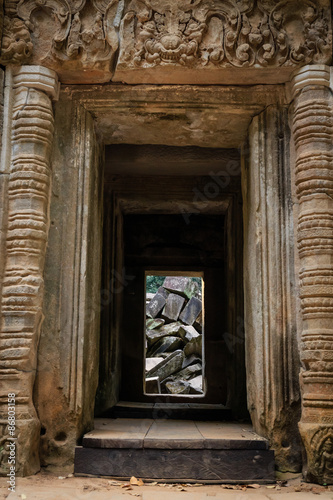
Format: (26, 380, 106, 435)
(74, 447, 275, 481)
(82, 419, 269, 450)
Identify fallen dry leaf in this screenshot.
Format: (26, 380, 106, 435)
(149, 482, 158, 486)
(121, 483, 133, 490)
(266, 485, 276, 489)
(21, 495, 27, 500)
(248, 484, 261, 489)
(130, 476, 140, 486)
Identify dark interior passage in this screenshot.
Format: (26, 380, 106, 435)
(95, 146, 246, 420)
(121, 213, 228, 404)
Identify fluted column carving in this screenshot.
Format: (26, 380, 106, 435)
(0, 66, 59, 476)
(291, 65, 333, 485)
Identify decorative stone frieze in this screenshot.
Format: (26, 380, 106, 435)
(115, 0, 332, 82)
(0, 65, 58, 476)
(0, 0, 332, 84)
(290, 64, 333, 485)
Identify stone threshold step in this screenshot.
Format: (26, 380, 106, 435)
(82, 419, 269, 450)
(74, 447, 275, 482)
(102, 401, 233, 420)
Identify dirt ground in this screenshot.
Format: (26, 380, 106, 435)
(1, 470, 333, 500)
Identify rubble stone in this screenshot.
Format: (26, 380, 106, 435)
(146, 350, 185, 381)
(180, 325, 201, 343)
(161, 293, 185, 322)
(188, 375, 203, 394)
(146, 318, 165, 330)
(194, 312, 203, 333)
(153, 322, 186, 337)
(182, 354, 202, 370)
(146, 293, 167, 318)
(163, 276, 199, 299)
(145, 280, 203, 396)
(179, 297, 202, 325)
(157, 286, 169, 298)
(145, 377, 161, 394)
(146, 329, 169, 347)
(165, 380, 191, 394)
(184, 335, 202, 357)
(148, 336, 184, 356)
(166, 363, 202, 383)
(145, 357, 164, 372)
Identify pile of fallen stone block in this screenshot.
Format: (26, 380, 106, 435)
(145, 276, 203, 395)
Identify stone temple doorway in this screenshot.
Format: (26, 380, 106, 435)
(6, 73, 308, 479)
(75, 145, 277, 481)
(0, 0, 332, 484)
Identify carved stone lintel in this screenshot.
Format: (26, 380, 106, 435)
(0, 0, 332, 84)
(114, 0, 332, 84)
(291, 64, 333, 485)
(0, 65, 58, 476)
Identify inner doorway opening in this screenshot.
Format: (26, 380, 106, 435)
(145, 273, 205, 396)
(95, 145, 247, 420)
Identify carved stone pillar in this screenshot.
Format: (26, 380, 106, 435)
(290, 65, 333, 485)
(0, 65, 58, 476)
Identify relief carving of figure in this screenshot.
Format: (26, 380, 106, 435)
(67, 11, 108, 62)
(80, 12, 107, 61)
(133, 8, 206, 66)
(67, 12, 82, 57)
(315, 434, 333, 482)
(0, 16, 33, 64)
